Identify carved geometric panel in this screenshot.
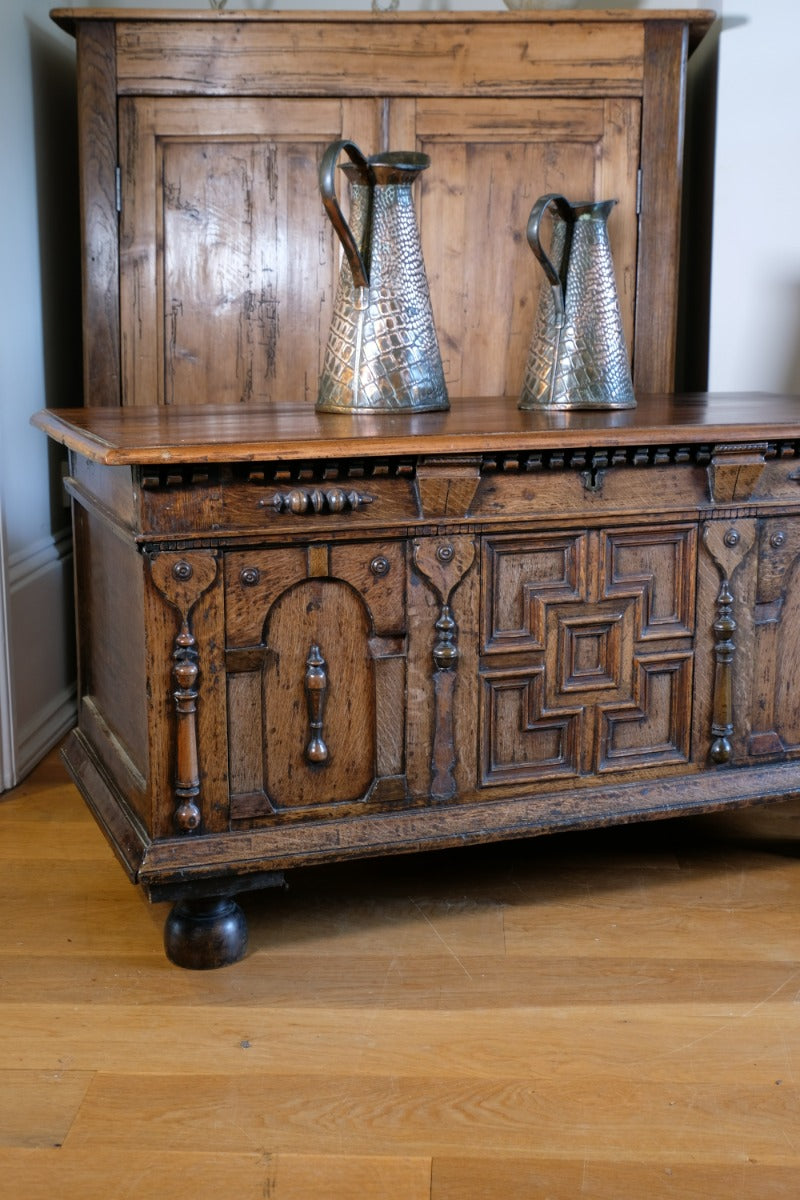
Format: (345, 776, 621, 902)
(481, 666, 583, 782)
(482, 533, 586, 652)
(599, 652, 693, 771)
(601, 526, 697, 638)
(548, 600, 634, 703)
(749, 516, 800, 757)
(561, 621, 617, 692)
(480, 525, 696, 784)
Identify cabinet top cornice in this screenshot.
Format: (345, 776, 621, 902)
(32, 395, 800, 468)
(52, 8, 716, 46)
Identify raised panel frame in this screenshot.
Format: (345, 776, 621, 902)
(118, 96, 382, 408)
(59, 12, 713, 407)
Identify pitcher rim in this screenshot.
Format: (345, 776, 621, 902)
(341, 150, 430, 185)
(556, 198, 617, 219)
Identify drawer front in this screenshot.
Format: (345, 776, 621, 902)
(221, 475, 419, 536)
(471, 460, 710, 522)
(137, 471, 419, 538)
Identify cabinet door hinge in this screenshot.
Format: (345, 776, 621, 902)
(636, 167, 643, 216)
(115, 166, 122, 214)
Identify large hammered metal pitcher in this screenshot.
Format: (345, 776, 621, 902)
(519, 194, 635, 411)
(317, 140, 448, 413)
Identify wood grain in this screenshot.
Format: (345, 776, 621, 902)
(110, 20, 648, 99)
(0, 1149, 431, 1200)
(2, 749, 799, 1196)
(0, 1073, 92, 1150)
(75, 20, 119, 407)
(634, 21, 689, 391)
(58, 10, 714, 410)
(32, 394, 800, 467)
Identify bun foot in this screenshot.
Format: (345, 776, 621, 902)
(164, 896, 248, 969)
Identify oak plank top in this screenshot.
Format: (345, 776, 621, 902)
(52, 9, 716, 99)
(51, 9, 717, 32)
(31, 394, 800, 467)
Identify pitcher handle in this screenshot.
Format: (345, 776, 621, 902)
(526, 193, 572, 322)
(319, 139, 371, 290)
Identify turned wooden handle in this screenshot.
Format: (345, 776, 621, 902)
(304, 644, 329, 765)
(260, 488, 375, 516)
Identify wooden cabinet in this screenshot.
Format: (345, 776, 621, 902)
(33, 396, 800, 968)
(47, 11, 796, 972)
(53, 8, 714, 408)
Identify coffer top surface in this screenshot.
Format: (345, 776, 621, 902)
(32, 394, 800, 467)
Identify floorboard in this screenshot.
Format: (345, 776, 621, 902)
(1, 748, 799, 1197)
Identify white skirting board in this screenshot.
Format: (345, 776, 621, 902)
(1, 526, 76, 789)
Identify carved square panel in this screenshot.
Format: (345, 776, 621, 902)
(482, 533, 586, 653)
(549, 601, 634, 701)
(601, 525, 697, 638)
(481, 666, 583, 783)
(598, 653, 693, 771)
(479, 525, 696, 785)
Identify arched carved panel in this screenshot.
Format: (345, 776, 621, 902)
(262, 579, 376, 811)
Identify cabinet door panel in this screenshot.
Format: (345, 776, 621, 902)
(415, 98, 640, 398)
(224, 540, 407, 819)
(747, 517, 800, 758)
(119, 94, 640, 409)
(264, 579, 375, 809)
(119, 97, 381, 407)
(480, 524, 695, 784)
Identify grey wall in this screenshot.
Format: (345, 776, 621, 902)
(0, 1, 81, 787)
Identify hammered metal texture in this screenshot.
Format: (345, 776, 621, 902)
(520, 202, 635, 411)
(318, 165, 448, 413)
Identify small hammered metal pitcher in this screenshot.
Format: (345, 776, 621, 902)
(519, 193, 635, 411)
(317, 139, 448, 413)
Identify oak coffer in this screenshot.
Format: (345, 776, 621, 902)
(33, 395, 800, 966)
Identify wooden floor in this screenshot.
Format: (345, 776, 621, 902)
(2, 750, 800, 1198)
